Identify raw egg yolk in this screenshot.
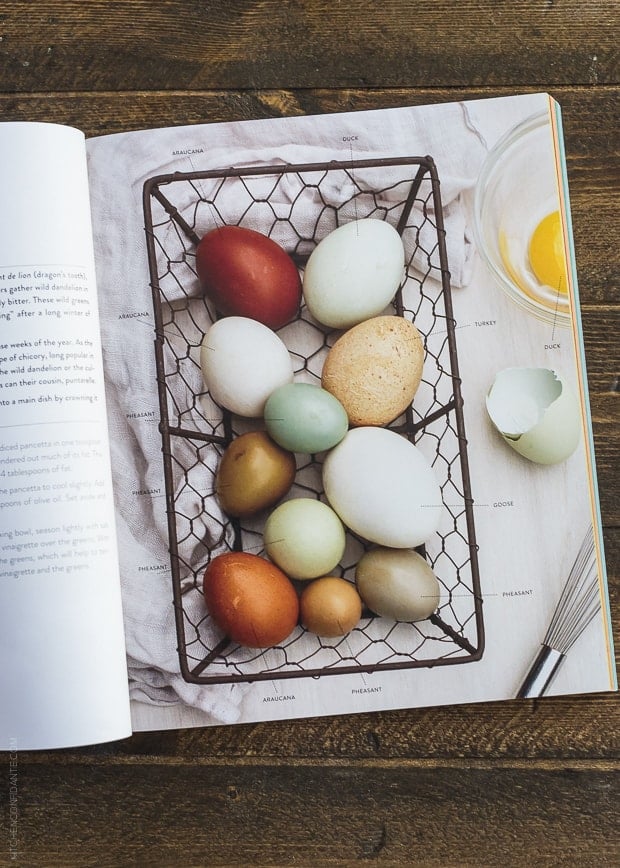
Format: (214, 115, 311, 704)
(528, 211, 568, 294)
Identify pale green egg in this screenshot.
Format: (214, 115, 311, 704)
(264, 498, 346, 580)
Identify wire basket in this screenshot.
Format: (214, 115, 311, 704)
(143, 156, 484, 684)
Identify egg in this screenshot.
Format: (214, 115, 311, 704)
(355, 547, 441, 621)
(264, 498, 346, 580)
(200, 316, 294, 417)
(321, 316, 424, 426)
(203, 551, 299, 648)
(322, 427, 442, 548)
(216, 431, 296, 518)
(300, 577, 363, 638)
(264, 382, 348, 454)
(485, 367, 581, 464)
(196, 225, 302, 329)
(303, 218, 405, 328)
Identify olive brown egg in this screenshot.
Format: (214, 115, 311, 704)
(216, 431, 296, 518)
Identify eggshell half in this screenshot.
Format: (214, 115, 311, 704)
(486, 367, 581, 464)
(322, 427, 443, 548)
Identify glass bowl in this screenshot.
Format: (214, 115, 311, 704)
(473, 111, 571, 327)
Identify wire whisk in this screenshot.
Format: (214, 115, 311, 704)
(517, 524, 601, 698)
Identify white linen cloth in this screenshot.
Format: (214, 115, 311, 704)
(86, 98, 527, 723)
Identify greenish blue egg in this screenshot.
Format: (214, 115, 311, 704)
(264, 382, 348, 454)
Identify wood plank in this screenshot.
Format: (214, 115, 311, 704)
(0, 85, 617, 139)
(0, 1, 618, 90)
(580, 305, 620, 523)
(35, 692, 620, 765)
(31, 687, 620, 765)
(2, 763, 618, 866)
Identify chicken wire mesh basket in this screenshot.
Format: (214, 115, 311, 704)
(143, 156, 484, 684)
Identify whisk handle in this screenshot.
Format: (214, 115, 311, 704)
(516, 645, 565, 698)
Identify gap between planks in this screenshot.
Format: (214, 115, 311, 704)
(0, 84, 618, 100)
(11, 754, 620, 771)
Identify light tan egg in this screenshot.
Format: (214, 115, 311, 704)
(321, 315, 424, 426)
(300, 577, 363, 638)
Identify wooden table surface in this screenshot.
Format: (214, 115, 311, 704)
(1, 2, 618, 865)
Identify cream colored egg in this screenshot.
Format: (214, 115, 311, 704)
(321, 315, 424, 427)
(322, 427, 443, 548)
(303, 218, 405, 329)
(486, 367, 581, 464)
(200, 316, 293, 417)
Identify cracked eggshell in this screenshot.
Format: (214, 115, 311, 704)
(486, 367, 581, 465)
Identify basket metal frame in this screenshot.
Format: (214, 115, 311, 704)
(143, 156, 485, 685)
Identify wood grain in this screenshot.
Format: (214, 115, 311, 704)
(0, 1, 618, 865)
(0, 1, 618, 90)
(3, 763, 619, 866)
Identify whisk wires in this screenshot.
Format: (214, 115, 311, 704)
(544, 525, 600, 654)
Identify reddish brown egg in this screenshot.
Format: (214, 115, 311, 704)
(196, 225, 302, 329)
(203, 552, 299, 648)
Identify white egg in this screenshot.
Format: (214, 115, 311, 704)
(322, 427, 443, 548)
(486, 367, 581, 464)
(200, 316, 294, 417)
(303, 218, 405, 329)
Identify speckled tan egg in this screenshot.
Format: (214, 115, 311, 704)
(321, 315, 424, 426)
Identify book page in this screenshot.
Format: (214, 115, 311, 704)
(0, 123, 131, 750)
(85, 94, 615, 734)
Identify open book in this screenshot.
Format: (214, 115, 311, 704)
(1, 92, 616, 750)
